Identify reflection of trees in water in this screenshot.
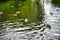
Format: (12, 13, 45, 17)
(0, 0, 44, 23)
(36, 0, 44, 23)
(0, 0, 26, 2)
(52, 0, 60, 7)
(0, 11, 8, 22)
(0, 0, 8, 2)
(58, 36, 60, 40)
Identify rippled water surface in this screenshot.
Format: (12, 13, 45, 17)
(0, 0, 60, 40)
(43, 0, 60, 40)
(0, 21, 48, 40)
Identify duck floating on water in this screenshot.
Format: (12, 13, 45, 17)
(44, 23, 51, 30)
(40, 23, 51, 30)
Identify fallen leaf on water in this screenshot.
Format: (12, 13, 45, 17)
(16, 11, 20, 14)
(13, 14, 17, 16)
(10, 6, 14, 8)
(48, 37, 52, 40)
(18, 4, 21, 6)
(0, 12, 3, 15)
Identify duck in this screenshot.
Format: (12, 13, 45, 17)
(44, 23, 51, 30)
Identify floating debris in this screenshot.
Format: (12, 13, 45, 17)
(48, 37, 52, 40)
(0, 12, 3, 15)
(24, 18, 28, 23)
(50, 13, 53, 16)
(18, 4, 21, 6)
(13, 14, 17, 16)
(16, 11, 20, 14)
(10, 6, 14, 8)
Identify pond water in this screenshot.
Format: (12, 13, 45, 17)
(43, 0, 60, 40)
(0, 0, 60, 40)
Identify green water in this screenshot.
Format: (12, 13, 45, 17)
(0, 0, 44, 23)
